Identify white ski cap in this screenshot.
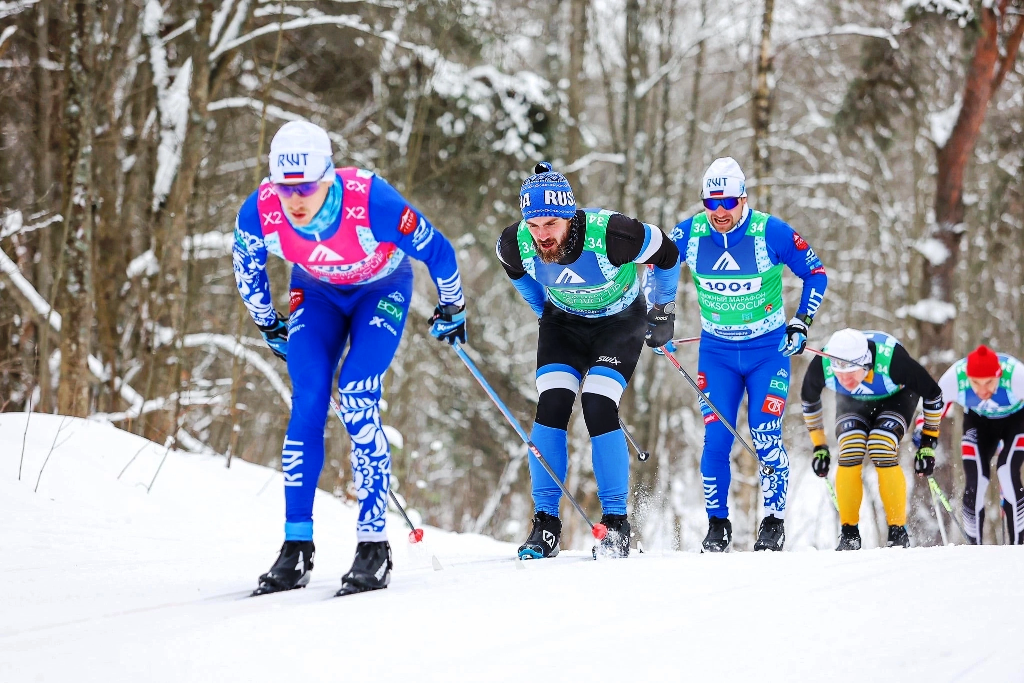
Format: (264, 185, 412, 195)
(701, 157, 747, 199)
(269, 121, 335, 184)
(826, 328, 871, 372)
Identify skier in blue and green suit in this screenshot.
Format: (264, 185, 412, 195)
(670, 157, 828, 552)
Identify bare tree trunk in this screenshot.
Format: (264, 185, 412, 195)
(35, 0, 56, 410)
(150, 2, 216, 438)
(679, 0, 706, 202)
(751, 0, 775, 211)
(917, 2, 1024, 371)
(55, 0, 97, 417)
(564, 0, 589, 192)
(92, 3, 140, 410)
(618, 0, 641, 214)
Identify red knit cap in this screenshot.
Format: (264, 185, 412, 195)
(966, 345, 1001, 378)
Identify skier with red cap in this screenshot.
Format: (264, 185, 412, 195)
(931, 345, 1024, 544)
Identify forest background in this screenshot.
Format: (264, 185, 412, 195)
(2, 0, 1023, 550)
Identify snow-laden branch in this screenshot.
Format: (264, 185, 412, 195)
(208, 96, 306, 122)
(1, 211, 63, 239)
(774, 23, 902, 54)
(896, 299, 957, 325)
(211, 0, 250, 55)
(0, 0, 37, 21)
(0, 244, 62, 330)
(182, 333, 292, 407)
(561, 152, 626, 174)
(0, 25, 16, 50)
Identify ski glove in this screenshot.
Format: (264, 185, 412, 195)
(811, 446, 830, 478)
(778, 317, 809, 357)
(914, 447, 936, 476)
(257, 310, 289, 361)
(429, 303, 467, 345)
(645, 302, 676, 348)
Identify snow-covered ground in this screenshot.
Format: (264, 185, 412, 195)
(2, 413, 1022, 682)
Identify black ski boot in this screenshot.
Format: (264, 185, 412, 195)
(836, 524, 862, 551)
(701, 517, 732, 553)
(336, 541, 393, 597)
(518, 511, 561, 560)
(593, 514, 631, 559)
(251, 540, 315, 596)
(886, 524, 910, 548)
(754, 515, 786, 551)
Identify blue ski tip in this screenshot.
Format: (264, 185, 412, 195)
(518, 547, 543, 560)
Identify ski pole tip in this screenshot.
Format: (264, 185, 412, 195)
(409, 528, 424, 543)
(638, 451, 650, 462)
(592, 523, 608, 540)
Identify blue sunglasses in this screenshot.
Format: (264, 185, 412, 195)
(702, 196, 741, 211)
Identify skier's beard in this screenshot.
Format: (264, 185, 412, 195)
(534, 218, 578, 264)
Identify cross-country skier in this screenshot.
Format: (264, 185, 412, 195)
(801, 328, 943, 550)
(233, 121, 467, 596)
(495, 163, 680, 559)
(929, 345, 1024, 544)
(670, 157, 827, 552)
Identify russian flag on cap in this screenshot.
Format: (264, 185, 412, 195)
(709, 189, 724, 197)
(283, 171, 305, 179)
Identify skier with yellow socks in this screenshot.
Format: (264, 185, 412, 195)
(800, 328, 943, 549)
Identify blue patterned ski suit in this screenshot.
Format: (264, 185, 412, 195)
(234, 173, 463, 542)
(671, 208, 827, 520)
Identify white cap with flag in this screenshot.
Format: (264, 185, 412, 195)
(826, 328, 871, 372)
(701, 157, 747, 199)
(269, 121, 335, 183)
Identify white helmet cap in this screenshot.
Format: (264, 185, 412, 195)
(826, 328, 870, 372)
(701, 157, 747, 199)
(269, 121, 335, 183)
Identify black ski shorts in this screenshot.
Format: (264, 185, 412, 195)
(536, 295, 648, 389)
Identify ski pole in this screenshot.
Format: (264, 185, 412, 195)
(328, 396, 425, 544)
(659, 346, 760, 463)
(927, 476, 971, 544)
(669, 336, 701, 346)
(804, 346, 872, 372)
(824, 478, 839, 512)
(619, 418, 650, 462)
(450, 340, 608, 541)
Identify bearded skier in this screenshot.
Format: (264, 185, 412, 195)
(670, 157, 827, 552)
(801, 328, 944, 550)
(233, 121, 467, 596)
(930, 345, 1024, 544)
(495, 163, 680, 559)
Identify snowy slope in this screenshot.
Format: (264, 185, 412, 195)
(2, 413, 1022, 683)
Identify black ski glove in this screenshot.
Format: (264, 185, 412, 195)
(645, 302, 675, 348)
(429, 303, 467, 345)
(915, 447, 936, 477)
(811, 446, 830, 478)
(257, 310, 289, 361)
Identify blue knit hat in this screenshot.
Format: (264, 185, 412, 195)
(519, 162, 577, 220)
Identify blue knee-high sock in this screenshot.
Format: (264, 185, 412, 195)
(529, 423, 568, 516)
(591, 429, 629, 515)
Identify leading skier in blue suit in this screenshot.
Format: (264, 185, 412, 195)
(234, 121, 468, 596)
(671, 157, 828, 552)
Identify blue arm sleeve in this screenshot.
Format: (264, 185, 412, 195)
(511, 276, 546, 318)
(634, 223, 679, 306)
(765, 216, 827, 320)
(368, 176, 465, 307)
(232, 191, 276, 327)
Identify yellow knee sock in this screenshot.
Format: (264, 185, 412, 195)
(836, 464, 863, 526)
(876, 465, 907, 526)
